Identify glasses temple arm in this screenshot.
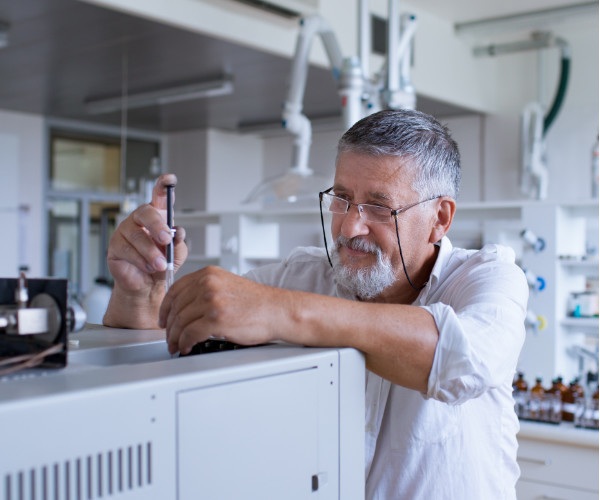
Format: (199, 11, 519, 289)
(319, 195, 334, 268)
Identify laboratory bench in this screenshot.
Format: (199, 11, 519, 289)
(0, 326, 365, 500)
(516, 420, 599, 499)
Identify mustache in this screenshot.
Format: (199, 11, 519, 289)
(335, 235, 382, 255)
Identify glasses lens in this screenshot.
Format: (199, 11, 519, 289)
(361, 204, 392, 223)
(322, 193, 348, 214)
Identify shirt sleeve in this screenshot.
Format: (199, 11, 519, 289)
(422, 244, 529, 404)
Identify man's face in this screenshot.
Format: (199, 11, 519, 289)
(329, 152, 434, 299)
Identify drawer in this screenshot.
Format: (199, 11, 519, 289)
(517, 438, 598, 491)
(517, 478, 598, 500)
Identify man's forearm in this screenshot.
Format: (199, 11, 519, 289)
(278, 290, 438, 391)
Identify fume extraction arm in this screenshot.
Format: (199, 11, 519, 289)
(244, 0, 418, 207)
(243, 15, 343, 206)
(475, 31, 570, 200)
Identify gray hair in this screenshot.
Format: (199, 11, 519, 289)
(336, 109, 461, 199)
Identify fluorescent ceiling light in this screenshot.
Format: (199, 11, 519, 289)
(455, 2, 598, 38)
(85, 76, 234, 114)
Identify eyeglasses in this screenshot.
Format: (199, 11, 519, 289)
(319, 188, 440, 224)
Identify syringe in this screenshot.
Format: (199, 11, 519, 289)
(165, 184, 176, 292)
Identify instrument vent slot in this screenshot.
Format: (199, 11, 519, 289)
(2, 441, 153, 500)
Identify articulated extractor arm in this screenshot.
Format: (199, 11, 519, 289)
(282, 15, 344, 175)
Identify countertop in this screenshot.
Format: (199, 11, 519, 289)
(518, 419, 598, 448)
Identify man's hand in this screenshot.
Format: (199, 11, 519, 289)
(103, 173, 188, 328)
(159, 266, 285, 355)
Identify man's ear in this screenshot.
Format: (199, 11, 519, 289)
(429, 197, 456, 244)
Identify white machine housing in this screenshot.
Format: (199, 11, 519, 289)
(0, 327, 365, 500)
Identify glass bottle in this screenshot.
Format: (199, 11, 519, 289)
(512, 372, 528, 418)
(545, 377, 565, 423)
(563, 377, 584, 422)
(529, 377, 545, 420)
(513, 372, 528, 392)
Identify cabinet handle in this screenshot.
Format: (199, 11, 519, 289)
(540, 496, 567, 500)
(517, 455, 552, 466)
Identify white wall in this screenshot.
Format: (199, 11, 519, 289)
(482, 19, 599, 202)
(0, 110, 45, 276)
(166, 128, 264, 212)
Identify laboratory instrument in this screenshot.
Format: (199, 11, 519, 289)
(0, 273, 79, 375)
(0, 326, 365, 500)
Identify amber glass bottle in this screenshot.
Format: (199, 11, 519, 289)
(562, 378, 585, 422)
(529, 377, 545, 420)
(531, 377, 545, 395)
(513, 372, 528, 393)
(545, 378, 565, 423)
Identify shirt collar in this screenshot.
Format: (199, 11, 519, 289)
(416, 236, 453, 304)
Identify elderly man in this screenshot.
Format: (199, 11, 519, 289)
(104, 109, 528, 499)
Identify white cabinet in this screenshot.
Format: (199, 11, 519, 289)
(517, 480, 598, 500)
(175, 208, 323, 275)
(518, 202, 598, 385)
(450, 200, 599, 384)
(516, 421, 599, 499)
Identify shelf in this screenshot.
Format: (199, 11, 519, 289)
(455, 201, 523, 221)
(559, 258, 599, 266)
(186, 254, 220, 265)
(559, 258, 599, 277)
(174, 211, 220, 226)
(560, 317, 599, 334)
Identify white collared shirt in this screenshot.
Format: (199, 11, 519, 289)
(246, 237, 528, 499)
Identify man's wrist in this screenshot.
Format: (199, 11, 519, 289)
(103, 283, 165, 329)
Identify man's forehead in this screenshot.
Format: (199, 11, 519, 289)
(334, 153, 415, 193)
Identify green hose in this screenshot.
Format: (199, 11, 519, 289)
(543, 56, 570, 135)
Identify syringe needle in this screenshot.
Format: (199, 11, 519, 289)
(165, 266, 174, 292)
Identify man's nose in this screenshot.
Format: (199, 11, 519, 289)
(340, 204, 370, 238)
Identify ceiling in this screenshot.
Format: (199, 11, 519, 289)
(0, 0, 592, 134)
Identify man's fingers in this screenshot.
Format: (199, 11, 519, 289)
(130, 203, 171, 246)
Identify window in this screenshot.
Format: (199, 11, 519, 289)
(47, 128, 160, 299)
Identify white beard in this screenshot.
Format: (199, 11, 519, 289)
(331, 235, 397, 300)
